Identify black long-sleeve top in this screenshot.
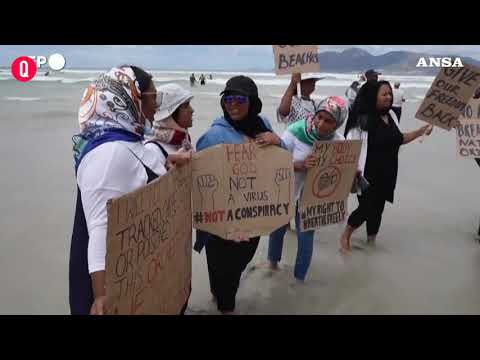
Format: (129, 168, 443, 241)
(364, 113, 404, 203)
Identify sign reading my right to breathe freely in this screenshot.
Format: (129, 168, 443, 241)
(272, 45, 320, 75)
(415, 63, 480, 130)
(299, 140, 362, 232)
(456, 97, 480, 158)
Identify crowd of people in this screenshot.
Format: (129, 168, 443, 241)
(69, 64, 480, 316)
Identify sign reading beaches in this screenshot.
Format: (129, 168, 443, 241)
(456, 97, 480, 158)
(105, 164, 192, 315)
(415, 63, 480, 130)
(272, 45, 320, 75)
(299, 140, 361, 232)
(192, 143, 294, 240)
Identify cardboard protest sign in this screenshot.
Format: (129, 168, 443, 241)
(272, 45, 320, 75)
(456, 97, 480, 158)
(456, 119, 480, 157)
(415, 63, 480, 130)
(105, 164, 192, 315)
(192, 143, 294, 240)
(458, 97, 480, 124)
(299, 140, 361, 231)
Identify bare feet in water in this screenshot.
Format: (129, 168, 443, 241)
(367, 235, 376, 245)
(339, 233, 351, 254)
(257, 261, 280, 271)
(339, 225, 354, 254)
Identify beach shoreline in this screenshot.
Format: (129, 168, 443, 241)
(0, 71, 479, 315)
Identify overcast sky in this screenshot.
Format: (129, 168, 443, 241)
(1, 45, 479, 70)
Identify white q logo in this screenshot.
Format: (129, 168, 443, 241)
(19, 61, 29, 78)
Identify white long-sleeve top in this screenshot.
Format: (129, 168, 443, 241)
(345, 87, 358, 108)
(77, 141, 167, 274)
(281, 130, 345, 202)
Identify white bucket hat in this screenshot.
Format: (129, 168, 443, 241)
(301, 73, 324, 82)
(154, 83, 193, 122)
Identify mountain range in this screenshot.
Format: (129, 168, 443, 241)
(314, 47, 480, 75)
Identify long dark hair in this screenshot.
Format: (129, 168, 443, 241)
(344, 80, 392, 136)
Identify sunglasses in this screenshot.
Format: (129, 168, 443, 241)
(223, 95, 248, 105)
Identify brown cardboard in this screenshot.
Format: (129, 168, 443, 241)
(105, 163, 192, 315)
(299, 140, 361, 231)
(272, 45, 320, 75)
(415, 63, 480, 130)
(192, 143, 294, 240)
(455, 96, 480, 157)
(458, 97, 480, 125)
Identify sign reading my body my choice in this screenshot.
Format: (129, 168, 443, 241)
(272, 45, 320, 75)
(416, 63, 480, 130)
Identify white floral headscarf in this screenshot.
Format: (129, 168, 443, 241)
(78, 66, 145, 136)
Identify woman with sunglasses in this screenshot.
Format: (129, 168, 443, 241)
(194, 75, 284, 314)
(266, 96, 349, 282)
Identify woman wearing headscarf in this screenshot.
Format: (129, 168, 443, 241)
(194, 75, 284, 314)
(69, 65, 190, 315)
(146, 83, 194, 154)
(339, 80, 433, 253)
(266, 96, 349, 281)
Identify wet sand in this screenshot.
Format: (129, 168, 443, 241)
(0, 80, 479, 314)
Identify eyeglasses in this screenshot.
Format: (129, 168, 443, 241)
(142, 92, 157, 100)
(223, 95, 248, 105)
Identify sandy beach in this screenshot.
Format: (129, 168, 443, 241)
(0, 72, 479, 315)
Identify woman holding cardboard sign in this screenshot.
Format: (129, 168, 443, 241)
(266, 96, 349, 282)
(69, 66, 191, 315)
(195, 75, 285, 314)
(340, 81, 433, 253)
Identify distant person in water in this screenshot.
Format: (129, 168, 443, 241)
(190, 73, 197, 87)
(199, 74, 206, 86)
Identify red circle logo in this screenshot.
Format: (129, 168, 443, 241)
(312, 166, 341, 199)
(11, 56, 37, 82)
